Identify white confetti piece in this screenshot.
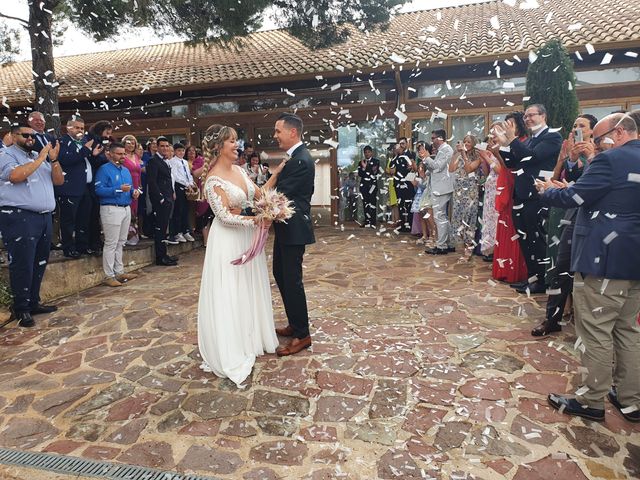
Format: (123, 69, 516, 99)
(628, 173, 640, 183)
(602, 231, 618, 244)
(621, 404, 639, 414)
(601, 53, 613, 65)
(585, 43, 595, 55)
(575, 386, 590, 396)
(572, 193, 584, 205)
(625, 51, 639, 58)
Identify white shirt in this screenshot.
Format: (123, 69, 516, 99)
(286, 141, 303, 157)
(167, 156, 194, 187)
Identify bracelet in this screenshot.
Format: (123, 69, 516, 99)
(50, 160, 59, 164)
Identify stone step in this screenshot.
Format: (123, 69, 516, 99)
(0, 238, 202, 310)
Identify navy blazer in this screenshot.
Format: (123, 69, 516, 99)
(504, 127, 562, 202)
(54, 134, 92, 197)
(273, 144, 315, 246)
(146, 153, 174, 206)
(541, 139, 640, 280)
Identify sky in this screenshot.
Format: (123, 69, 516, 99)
(6, 0, 488, 60)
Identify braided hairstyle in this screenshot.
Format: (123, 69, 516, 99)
(200, 124, 237, 185)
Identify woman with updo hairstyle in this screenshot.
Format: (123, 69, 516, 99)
(197, 124, 286, 387)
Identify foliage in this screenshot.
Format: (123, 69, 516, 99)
(4, 0, 405, 50)
(0, 22, 19, 64)
(524, 39, 580, 139)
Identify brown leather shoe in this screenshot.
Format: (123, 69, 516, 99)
(116, 272, 139, 282)
(276, 336, 311, 357)
(104, 277, 123, 287)
(275, 325, 294, 337)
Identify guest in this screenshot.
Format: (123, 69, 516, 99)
(94, 142, 140, 287)
(0, 124, 64, 328)
(410, 162, 427, 237)
(479, 139, 501, 260)
(491, 114, 528, 283)
(121, 134, 143, 246)
(388, 143, 414, 232)
(341, 172, 358, 222)
(531, 113, 598, 337)
(168, 143, 196, 243)
(415, 141, 437, 247)
(384, 145, 400, 226)
(27, 111, 61, 250)
(398, 137, 415, 161)
(55, 115, 97, 258)
(543, 113, 640, 423)
(449, 135, 483, 260)
(357, 145, 380, 228)
(140, 138, 157, 238)
(494, 104, 563, 294)
(247, 152, 266, 186)
(86, 120, 114, 256)
(192, 147, 214, 246)
(424, 129, 454, 254)
(147, 136, 178, 265)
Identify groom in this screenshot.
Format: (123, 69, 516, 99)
(272, 113, 315, 356)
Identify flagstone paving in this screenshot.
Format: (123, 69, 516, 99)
(0, 226, 639, 480)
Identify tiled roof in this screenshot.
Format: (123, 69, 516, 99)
(1, 0, 639, 106)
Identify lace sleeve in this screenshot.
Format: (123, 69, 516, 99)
(205, 177, 255, 227)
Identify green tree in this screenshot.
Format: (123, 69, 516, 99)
(0, 0, 405, 133)
(524, 39, 579, 138)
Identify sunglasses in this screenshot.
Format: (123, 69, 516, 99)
(16, 132, 37, 139)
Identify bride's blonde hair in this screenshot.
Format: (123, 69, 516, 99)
(200, 124, 237, 184)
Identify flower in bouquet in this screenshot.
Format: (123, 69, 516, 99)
(231, 189, 294, 265)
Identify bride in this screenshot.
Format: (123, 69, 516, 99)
(197, 124, 285, 387)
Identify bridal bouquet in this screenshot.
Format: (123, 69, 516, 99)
(231, 189, 295, 265)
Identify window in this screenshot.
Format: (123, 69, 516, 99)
(575, 67, 640, 87)
(197, 101, 239, 116)
(412, 76, 526, 99)
(631, 104, 640, 112)
(412, 116, 446, 145)
(451, 114, 486, 143)
(171, 105, 188, 118)
(581, 105, 623, 122)
(337, 119, 395, 169)
(491, 113, 506, 124)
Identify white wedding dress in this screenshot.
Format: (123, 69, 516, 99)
(197, 166, 278, 386)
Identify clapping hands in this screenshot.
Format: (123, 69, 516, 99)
(534, 177, 569, 194)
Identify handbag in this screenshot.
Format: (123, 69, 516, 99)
(185, 184, 200, 201)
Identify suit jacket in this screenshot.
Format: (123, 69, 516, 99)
(423, 143, 454, 196)
(32, 132, 57, 153)
(146, 153, 174, 206)
(503, 127, 562, 202)
(541, 139, 640, 280)
(54, 134, 92, 197)
(274, 144, 315, 246)
(357, 157, 380, 194)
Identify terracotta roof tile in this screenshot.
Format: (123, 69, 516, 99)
(1, 0, 639, 106)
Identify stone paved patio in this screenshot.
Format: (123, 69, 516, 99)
(0, 226, 638, 480)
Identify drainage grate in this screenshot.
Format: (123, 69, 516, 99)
(0, 447, 219, 480)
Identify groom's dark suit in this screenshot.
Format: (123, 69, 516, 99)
(273, 143, 315, 339)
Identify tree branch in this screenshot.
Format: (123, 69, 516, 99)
(0, 11, 29, 26)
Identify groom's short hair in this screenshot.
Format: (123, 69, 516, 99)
(277, 113, 303, 138)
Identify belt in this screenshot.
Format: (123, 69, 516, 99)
(101, 203, 129, 207)
(0, 206, 51, 214)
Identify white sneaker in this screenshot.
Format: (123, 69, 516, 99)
(175, 233, 187, 243)
(183, 232, 195, 242)
(163, 237, 179, 245)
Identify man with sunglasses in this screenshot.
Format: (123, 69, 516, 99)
(494, 104, 562, 294)
(537, 113, 640, 423)
(0, 124, 64, 328)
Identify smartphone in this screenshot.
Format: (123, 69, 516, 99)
(574, 129, 583, 142)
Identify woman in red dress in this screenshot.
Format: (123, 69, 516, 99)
(490, 113, 528, 283)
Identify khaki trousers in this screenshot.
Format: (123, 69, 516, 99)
(573, 273, 640, 409)
(100, 205, 131, 279)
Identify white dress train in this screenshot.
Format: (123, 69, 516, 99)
(197, 166, 278, 386)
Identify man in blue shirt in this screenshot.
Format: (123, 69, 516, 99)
(0, 124, 64, 328)
(95, 142, 140, 287)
